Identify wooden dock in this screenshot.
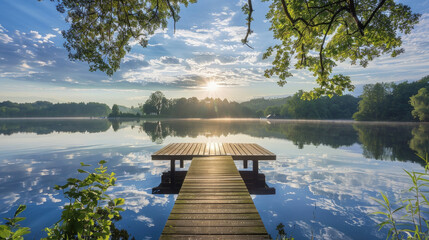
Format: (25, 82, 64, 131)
(160, 156, 270, 239)
(152, 143, 276, 161)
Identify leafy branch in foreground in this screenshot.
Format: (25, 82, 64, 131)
(43, 160, 125, 239)
(0, 205, 30, 240)
(372, 154, 429, 239)
(259, 0, 420, 99)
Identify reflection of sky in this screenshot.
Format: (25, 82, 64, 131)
(0, 119, 426, 239)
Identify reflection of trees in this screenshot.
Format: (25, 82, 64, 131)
(140, 121, 171, 143)
(140, 120, 426, 164)
(353, 123, 420, 162)
(140, 120, 358, 148)
(410, 124, 429, 157)
(264, 121, 358, 149)
(0, 119, 111, 135)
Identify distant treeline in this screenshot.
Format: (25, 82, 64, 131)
(241, 75, 429, 121)
(243, 92, 359, 119)
(353, 76, 429, 121)
(0, 101, 111, 117)
(140, 91, 254, 118)
(1, 76, 428, 121)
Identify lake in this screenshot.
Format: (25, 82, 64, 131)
(0, 118, 428, 239)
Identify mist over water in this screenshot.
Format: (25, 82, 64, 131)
(0, 119, 428, 239)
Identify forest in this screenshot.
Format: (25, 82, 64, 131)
(1, 76, 428, 121)
(139, 92, 254, 118)
(0, 101, 111, 117)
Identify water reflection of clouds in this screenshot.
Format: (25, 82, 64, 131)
(258, 147, 421, 239)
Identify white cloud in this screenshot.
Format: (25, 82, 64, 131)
(29, 30, 56, 44)
(136, 215, 155, 227)
(0, 24, 13, 44)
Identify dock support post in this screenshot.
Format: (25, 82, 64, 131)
(253, 160, 258, 174)
(180, 160, 184, 168)
(243, 160, 248, 169)
(170, 160, 175, 183)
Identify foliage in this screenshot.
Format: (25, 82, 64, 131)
(0, 101, 111, 118)
(260, 91, 359, 119)
(410, 88, 429, 122)
(110, 104, 121, 117)
(46, 0, 196, 75)
(274, 223, 294, 240)
(0, 119, 112, 136)
(261, 0, 420, 98)
(44, 0, 419, 98)
(43, 161, 125, 239)
(141, 91, 169, 116)
(353, 76, 429, 121)
(240, 97, 289, 112)
(372, 154, 429, 239)
(0, 205, 30, 240)
(353, 83, 393, 121)
(141, 91, 255, 118)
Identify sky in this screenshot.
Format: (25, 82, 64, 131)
(0, 0, 429, 107)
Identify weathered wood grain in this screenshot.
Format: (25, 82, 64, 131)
(160, 156, 269, 238)
(152, 143, 276, 160)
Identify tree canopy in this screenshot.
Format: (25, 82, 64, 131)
(410, 88, 429, 122)
(47, 0, 420, 98)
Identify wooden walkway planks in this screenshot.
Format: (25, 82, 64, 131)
(152, 143, 276, 160)
(160, 156, 270, 239)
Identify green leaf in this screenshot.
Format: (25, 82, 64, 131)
(114, 198, 125, 206)
(80, 162, 91, 167)
(77, 169, 90, 174)
(14, 205, 26, 217)
(12, 227, 30, 238)
(0, 225, 11, 238)
(99, 160, 107, 165)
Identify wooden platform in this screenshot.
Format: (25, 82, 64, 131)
(160, 156, 270, 239)
(152, 143, 276, 160)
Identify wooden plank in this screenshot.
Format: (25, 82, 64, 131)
(238, 143, 252, 155)
(169, 143, 185, 155)
(223, 143, 233, 155)
(162, 226, 267, 235)
(204, 143, 210, 155)
(214, 143, 220, 155)
(198, 143, 205, 155)
(245, 144, 264, 155)
(159, 143, 178, 155)
(251, 144, 273, 156)
(167, 213, 263, 220)
(161, 235, 270, 240)
(219, 143, 226, 155)
(230, 143, 244, 155)
(187, 143, 197, 155)
(192, 143, 202, 155)
(165, 219, 264, 227)
(153, 143, 173, 155)
(152, 143, 275, 161)
(161, 156, 269, 238)
(177, 143, 192, 156)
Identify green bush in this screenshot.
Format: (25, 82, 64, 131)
(43, 161, 124, 239)
(0, 205, 30, 240)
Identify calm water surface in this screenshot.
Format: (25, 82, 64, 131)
(0, 119, 428, 239)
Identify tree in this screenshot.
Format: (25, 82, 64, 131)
(143, 91, 168, 115)
(410, 88, 429, 122)
(48, 0, 420, 98)
(111, 104, 120, 117)
(353, 83, 392, 121)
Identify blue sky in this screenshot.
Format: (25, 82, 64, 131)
(0, 0, 429, 107)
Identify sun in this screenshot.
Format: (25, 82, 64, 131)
(206, 81, 218, 92)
